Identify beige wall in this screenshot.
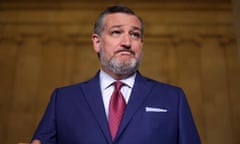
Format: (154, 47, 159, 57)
(0, 2, 239, 144)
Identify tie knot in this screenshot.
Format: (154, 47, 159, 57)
(114, 81, 124, 91)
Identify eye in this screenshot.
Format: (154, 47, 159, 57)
(130, 32, 141, 39)
(111, 30, 121, 36)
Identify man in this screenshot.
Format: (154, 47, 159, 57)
(31, 5, 201, 144)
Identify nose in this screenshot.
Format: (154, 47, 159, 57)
(121, 34, 131, 49)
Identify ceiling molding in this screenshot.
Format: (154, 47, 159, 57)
(0, 2, 232, 11)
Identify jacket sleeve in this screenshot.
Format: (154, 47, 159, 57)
(178, 89, 201, 144)
(31, 89, 58, 144)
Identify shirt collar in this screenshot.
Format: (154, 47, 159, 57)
(99, 70, 136, 89)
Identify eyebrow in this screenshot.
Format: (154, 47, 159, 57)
(110, 25, 142, 32)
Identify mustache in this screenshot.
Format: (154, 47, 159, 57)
(114, 49, 135, 55)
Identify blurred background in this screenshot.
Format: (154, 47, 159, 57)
(0, 0, 239, 143)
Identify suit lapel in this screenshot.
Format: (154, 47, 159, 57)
(80, 72, 153, 143)
(116, 72, 153, 139)
(80, 72, 112, 143)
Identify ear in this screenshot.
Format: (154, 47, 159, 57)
(92, 34, 101, 53)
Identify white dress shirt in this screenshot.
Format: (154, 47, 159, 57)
(99, 70, 136, 119)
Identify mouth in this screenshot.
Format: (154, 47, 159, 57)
(115, 49, 135, 56)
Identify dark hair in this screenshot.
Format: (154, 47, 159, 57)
(93, 5, 144, 37)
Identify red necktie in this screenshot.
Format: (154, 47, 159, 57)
(109, 81, 126, 140)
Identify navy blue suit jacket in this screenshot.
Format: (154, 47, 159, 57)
(32, 72, 201, 144)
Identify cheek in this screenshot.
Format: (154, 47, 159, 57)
(105, 39, 120, 49)
(102, 39, 120, 53)
(100, 44, 114, 58)
(133, 44, 143, 56)
(136, 51, 143, 60)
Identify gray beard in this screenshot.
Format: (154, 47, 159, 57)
(99, 50, 141, 76)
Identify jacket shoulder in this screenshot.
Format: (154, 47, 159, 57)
(142, 76, 182, 91)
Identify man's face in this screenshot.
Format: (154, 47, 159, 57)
(92, 13, 144, 78)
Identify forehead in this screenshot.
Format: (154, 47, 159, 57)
(103, 13, 142, 30)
